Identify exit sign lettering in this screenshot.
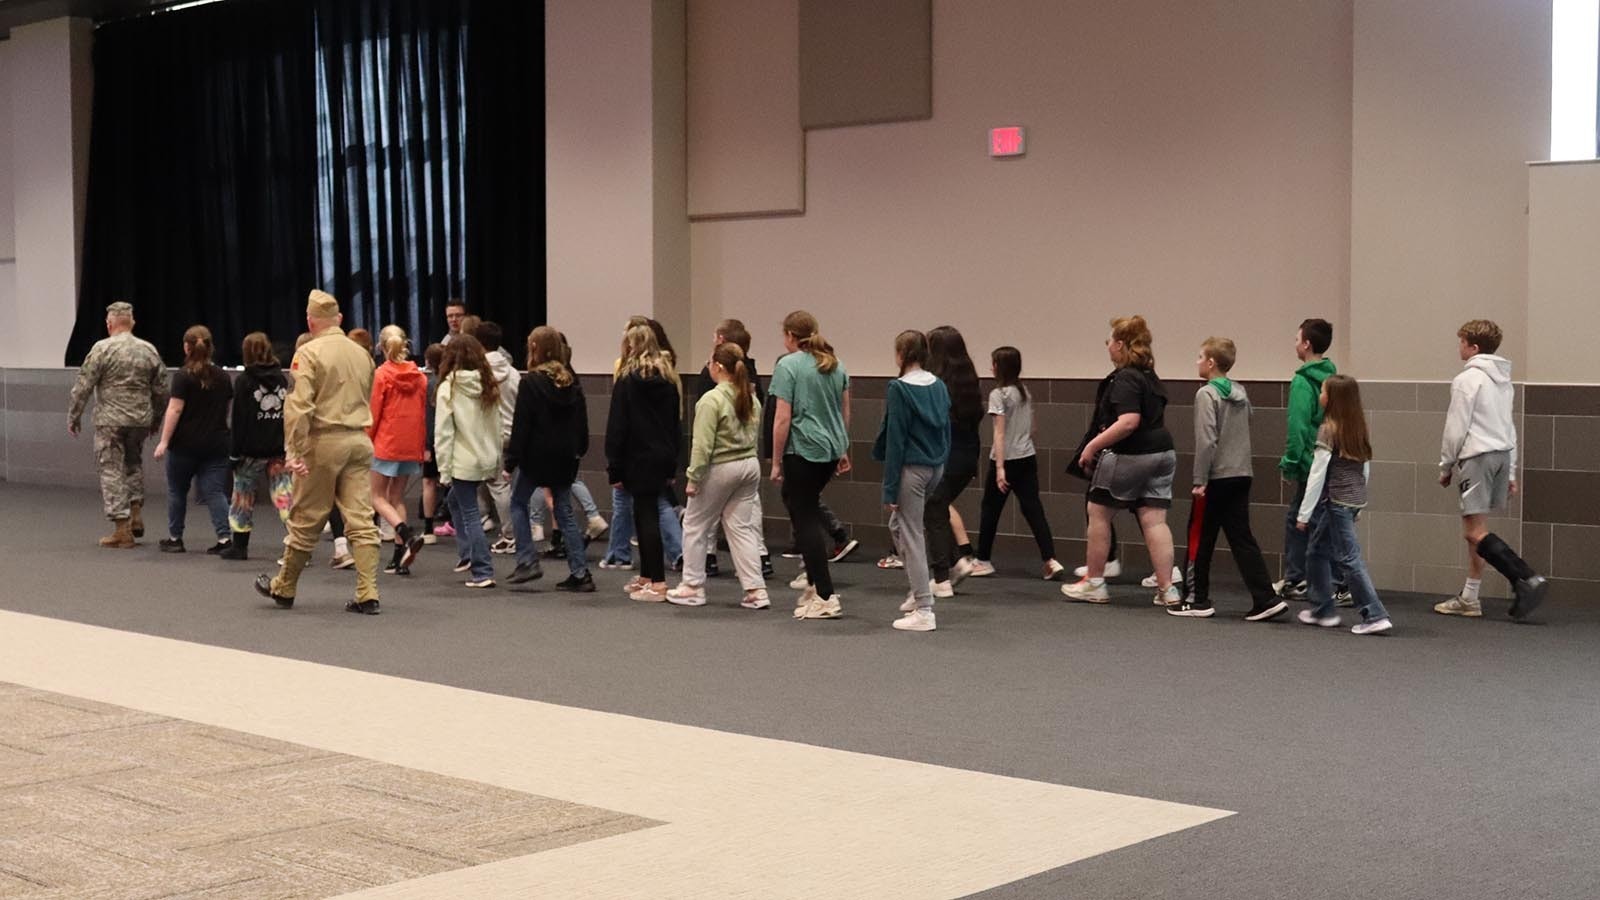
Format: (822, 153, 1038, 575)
(989, 126, 1026, 158)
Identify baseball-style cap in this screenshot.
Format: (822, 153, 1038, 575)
(106, 301, 134, 317)
(307, 290, 340, 319)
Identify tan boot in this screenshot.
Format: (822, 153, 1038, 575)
(129, 501, 145, 539)
(99, 518, 136, 549)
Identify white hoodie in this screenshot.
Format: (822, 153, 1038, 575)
(486, 348, 519, 443)
(1439, 354, 1517, 476)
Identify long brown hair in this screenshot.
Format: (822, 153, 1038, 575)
(182, 325, 217, 387)
(439, 334, 500, 409)
(1320, 374, 1372, 462)
(240, 331, 278, 368)
(1109, 315, 1155, 370)
(526, 325, 573, 387)
(992, 345, 1027, 401)
(894, 330, 928, 375)
(783, 310, 838, 374)
(712, 342, 756, 424)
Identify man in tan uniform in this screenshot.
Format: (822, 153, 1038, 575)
(254, 290, 383, 614)
(68, 302, 168, 547)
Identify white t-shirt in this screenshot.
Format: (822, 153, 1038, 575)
(987, 386, 1036, 461)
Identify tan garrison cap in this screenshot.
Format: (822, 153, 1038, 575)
(307, 289, 340, 319)
(106, 301, 133, 317)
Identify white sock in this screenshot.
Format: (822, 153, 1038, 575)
(1462, 579, 1482, 602)
(1087, 577, 1105, 587)
(334, 536, 349, 555)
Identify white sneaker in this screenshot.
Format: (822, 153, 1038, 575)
(489, 537, 516, 555)
(598, 558, 634, 570)
(532, 524, 545, 543)
(1154, 585, 1182, 607)
(621, 576, 649, 595)
(740, 590, 771, 610)
(1141, 567, 1183, 589)
(892, 609, 936, 632)
(465, 578, 496, 589)
(1433, 594, 1483, 617)
(1297, 608, 1341, 628)
(666, 584, 706, 606)
(630, 584, 667, 602)
(1061, 578, 1110, 603)
(900, 592, 918, 613)
(421, 533, 438, 545)
(1075, 560, 1123, 579)
(453, 559, 472, 573)
(330, 552, 355, 570)
(481, 515, 496, 533)
(1041, 559, 1065, 581)
(789, 571, 810, 590)
(798, 594, 842, 619)
(585, 515, 609, 539)
(1351, 618, 1393, 635)
(792, 586, 818, 619)
(968, 560, 996, 578)
(930, 579, 954, 599)
(951, 557, 976, 584)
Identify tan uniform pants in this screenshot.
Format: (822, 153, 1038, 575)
(275, 428, 380, 601)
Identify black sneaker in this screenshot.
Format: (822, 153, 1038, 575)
(508, 562, 544, 585)
(383, 561, 400, 575)
(556, 572, 596, 592)
(1510, 575, 1548, 620)
(1274, 579, 1308, 601)
(780, 547, 803, 560)
(394, 565, 411, 577)
(1333, 586, 1355, 607)
(398, 523, 425, 568)
(1244, 600, 1290, 622)
(253, 574, 294, 609)
(345, 599, 381, 615)
(706, 554, 720, 577)
(1166, 600, 1215, 618)
(828, 539, 859, 563)
(761, 554, 775, 578)
(159, 538, 186, 553)
(542, 544, 568, 560)
(205, 539, 231, 555)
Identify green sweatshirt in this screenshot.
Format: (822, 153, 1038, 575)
(686, 381, 762, 484)
(1279, 357, 1336, 481)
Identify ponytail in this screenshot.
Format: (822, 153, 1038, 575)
(182, 325, 215, 388)
(782, 310, 838, 374)
(378, 324, 409, 363)
(713, 343, 755, 424)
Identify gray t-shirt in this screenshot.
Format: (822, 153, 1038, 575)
(987, 386, 1036, 462)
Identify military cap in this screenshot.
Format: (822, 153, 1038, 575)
(307, 290, 340, 319)
(105, 301, 134, 317)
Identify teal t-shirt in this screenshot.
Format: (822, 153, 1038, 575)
(769, 351, 850, 463)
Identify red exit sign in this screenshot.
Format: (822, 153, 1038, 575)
(989, 126, 1026, 158)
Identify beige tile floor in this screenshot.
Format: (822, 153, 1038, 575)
(0, 611, 1233, 898)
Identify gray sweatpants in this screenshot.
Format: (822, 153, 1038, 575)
(893, 464, 943, 610)
(680, 457, 766, 590)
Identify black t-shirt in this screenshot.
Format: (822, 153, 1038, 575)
(170, 365, 232, 457)
(1098, 366, 1173, 455)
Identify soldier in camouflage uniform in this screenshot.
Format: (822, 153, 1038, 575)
(68, 302, 169, 548)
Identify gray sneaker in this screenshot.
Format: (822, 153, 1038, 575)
(1433, 593, 1482, 617)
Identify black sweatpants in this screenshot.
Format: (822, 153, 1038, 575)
(782, 456, 837, 597)
(631, 489, 665, 582)
(925, 460, 977, 582)
(978, 455, 1055, 561)
(1189, 476, 1275, 609)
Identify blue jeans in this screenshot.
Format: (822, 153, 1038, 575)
(570, 480, 600, 519)
(604, 486, 682, 564)
(446, 479, 494, 580)
(1285, 479, 1346, 589)
(511, 472, 590, 578)
(1306, 503, 1388, 622)
(166, 451, 230, 541)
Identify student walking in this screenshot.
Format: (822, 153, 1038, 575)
(1278, 318, 1346, 602)
(668, 342, 769, 609)
(475, 321, 520, 555)
(873, 331, 950, 632)
(689, 319, 775, 580)
(1435, 320, 1547, 620)
(601, 318, 684, 571)
(505, 326, 595, 592)
(219, 332, 292, 561)
(420, 342, 447, 542)
(1062, 317, 1178, 605)
(1166, 338, 1286, 620)
(435, 335, 504, 589)
(972, 347, 1064, 581)
(606, 323, 683, 603)
(924, 326, 983, 597)
(770, 311, 852, 620)
(1295, 375, 1392, 634)
(368, 326, 428, 575)
(153, 326, 233, 555)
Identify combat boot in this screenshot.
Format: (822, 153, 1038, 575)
(99, 518, 136, 549)
(129, 502, 145, 538)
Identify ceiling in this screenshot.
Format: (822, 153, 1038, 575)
(0, 0, 216, 35)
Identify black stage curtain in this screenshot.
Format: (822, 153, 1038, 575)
(68, 0, 320, 366)
(463, 0, 545, 355)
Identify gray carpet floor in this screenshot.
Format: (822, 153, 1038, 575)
(3, 483, 1597, 899)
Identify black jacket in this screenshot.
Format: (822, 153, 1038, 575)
(505, 368, 589, 488)
(231, 364, 290, 459)
(693, 354, 771, 459)
(606, 371, 682, 493)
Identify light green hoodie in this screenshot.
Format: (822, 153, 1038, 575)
(435, 370, 503, 483)
(687, 382, 762, 484)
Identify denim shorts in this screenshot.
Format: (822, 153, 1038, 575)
(1088, 449, 1176, 510)
(373, 458, 422, 478)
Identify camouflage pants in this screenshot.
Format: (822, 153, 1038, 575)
(94, 425, 148, 520)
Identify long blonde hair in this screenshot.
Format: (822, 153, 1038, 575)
(783, 310, 837, 374)
(618, 324, 682, 397)
(378, 325, 409, 362)
(526, 325, 573, 388)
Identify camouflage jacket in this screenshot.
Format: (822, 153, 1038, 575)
(69, 332, 169, 429)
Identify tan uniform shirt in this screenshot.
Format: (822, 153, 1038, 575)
(284, 327, 376, 460)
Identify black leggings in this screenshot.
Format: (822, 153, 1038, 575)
(631, 489, 665, 582)
(978, 456, 1055, 561)
(782, 456, 837, 597)
(925, 460, 976, 581)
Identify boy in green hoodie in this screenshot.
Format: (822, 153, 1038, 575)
(1277, 318, 1342, 601)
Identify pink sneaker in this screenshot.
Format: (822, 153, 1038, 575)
(434, 522, 457, 537)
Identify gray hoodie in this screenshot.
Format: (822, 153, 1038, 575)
(1440, 354, 1517, 475)
(1193, 380, 1253, 484)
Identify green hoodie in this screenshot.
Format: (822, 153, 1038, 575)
(1279, 358, 1336, 481)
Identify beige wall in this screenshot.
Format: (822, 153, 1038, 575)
(0, 37, 15, 336)
(1349, 0, 1550, 381)
(1527, 160, 1600, 384)
(688, 0, 1354, 378)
